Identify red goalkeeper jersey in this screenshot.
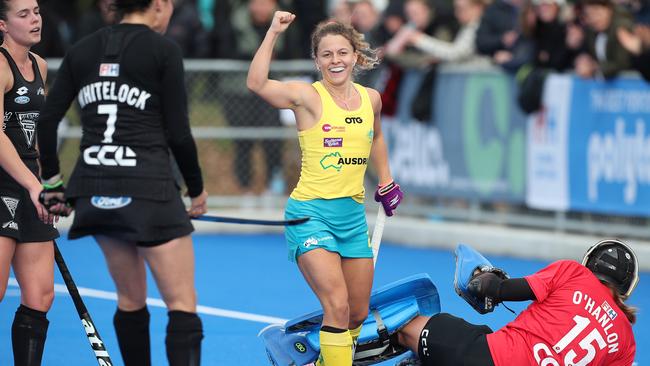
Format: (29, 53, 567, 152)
(486, 260, 636, 366)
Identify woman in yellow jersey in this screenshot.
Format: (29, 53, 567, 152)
(248, 11, 403, 366)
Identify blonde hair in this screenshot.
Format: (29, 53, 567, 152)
(310, 20, 380, 72)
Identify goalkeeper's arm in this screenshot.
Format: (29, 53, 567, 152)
(468, 273, 536, 303)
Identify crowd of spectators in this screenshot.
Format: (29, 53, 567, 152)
(27, 0, 650, 115)
(16, 0, 650, 195)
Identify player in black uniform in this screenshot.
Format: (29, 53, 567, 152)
(0, 1, 60, 365)
(36, 1, 208, 365)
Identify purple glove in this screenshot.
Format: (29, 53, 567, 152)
(374, 181, 403, 216)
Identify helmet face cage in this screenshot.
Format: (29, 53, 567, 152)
(582, 239, 639, 299)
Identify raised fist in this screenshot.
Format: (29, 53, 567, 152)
(269, 11, 296, 34)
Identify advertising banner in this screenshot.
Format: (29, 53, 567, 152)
(568, 77, 650, 216)
(527, 75, 650, 216)
(384, 70, 527, 202)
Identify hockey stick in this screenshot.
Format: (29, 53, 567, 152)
(193, 214, 309, 226)
(53, 241, 113, 366)
(371, 207, 387, 266)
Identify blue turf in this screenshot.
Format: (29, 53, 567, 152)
(1, 233, 649, 365)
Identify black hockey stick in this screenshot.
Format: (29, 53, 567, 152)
(193, 214, 309, 226)
(53, 241, 113, 365)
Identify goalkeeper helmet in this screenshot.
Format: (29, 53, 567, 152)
(582, 239, 639, 300)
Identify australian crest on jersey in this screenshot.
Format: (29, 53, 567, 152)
(76, 62, 153, 168)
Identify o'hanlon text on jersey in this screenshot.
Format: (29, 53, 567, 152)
(77, 81, 151, 110)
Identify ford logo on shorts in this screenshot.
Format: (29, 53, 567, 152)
(14, 96, 30, 104)
(91, 196, 132, 209)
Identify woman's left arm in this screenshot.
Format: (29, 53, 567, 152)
(368, 88, 403, 216)
(368, 88, 392, 186)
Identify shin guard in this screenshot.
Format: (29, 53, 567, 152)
(12, 305, 49, 366)
(114, 306, 151, 366)
(166, 311, 203, 366)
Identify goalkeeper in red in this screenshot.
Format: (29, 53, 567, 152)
(395, 239, 638, 366)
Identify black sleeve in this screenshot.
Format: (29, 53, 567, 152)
(160, 43, 204, 198)
(37, 55, 78, 180)
(471, 273, 536, 302)
(499, 278, 536, 302)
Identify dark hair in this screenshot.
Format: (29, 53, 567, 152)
(110, 0, 152, 18)
(603, 281, 637, 324)
(0, 0, 10, 21)
(310, 20, 379, 71)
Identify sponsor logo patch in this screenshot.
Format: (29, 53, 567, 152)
(16, 86, 28, 96)
(345, 117, 363, 124)
(323, 137, 343, 147)
(37, 87, 45, 96)
(99, 63, 120, 77)
(294, 342, 307, 353)
(321, 124, 345, 133)
(302, 235, 333, 247)
(14, 96, 30, 104)
(1, 197, 19, 231)
(320, 152, 368, 171)
(601, 301, 618, 320)
(91, 196, 132, 209)
(17, 112, 38, 147)
(303, 237, 318, 247)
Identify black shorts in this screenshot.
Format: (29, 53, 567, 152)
(0, 160, 59, 243)
(418, 313, 495, 366)
(69, 194, 194, 247)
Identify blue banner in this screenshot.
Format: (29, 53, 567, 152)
(567, 77, 650, 216)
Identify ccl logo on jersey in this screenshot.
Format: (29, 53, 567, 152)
(83, 145, 137, 167)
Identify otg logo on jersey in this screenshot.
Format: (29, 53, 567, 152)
(91, 196, 132, 210)
(345, 117, 363, 124)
